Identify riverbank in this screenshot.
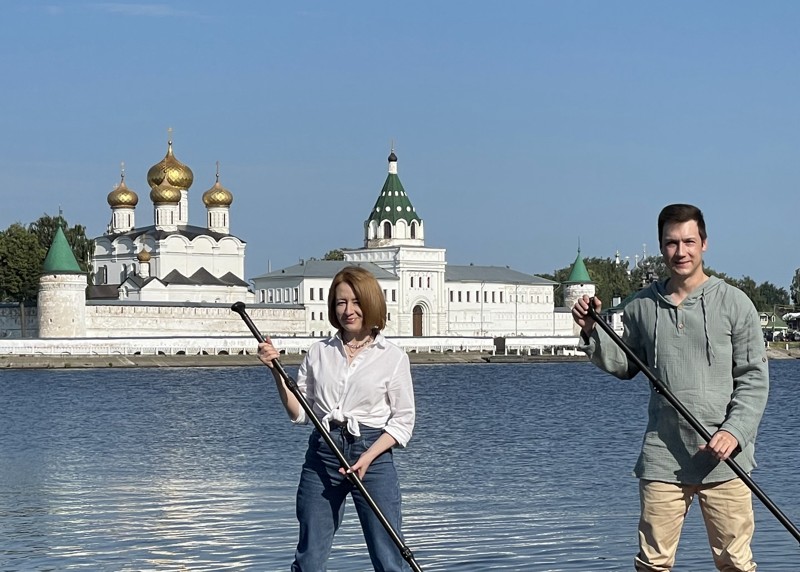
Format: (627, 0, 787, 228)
(0, 351, 592, 369)
(3, 346, 793, 369)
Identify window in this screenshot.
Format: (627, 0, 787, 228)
(293, 288, 299, 302)
(284, 288, 290, 302)
(418, 277, 422, 288)
(458, 291, 462, 302)
(449, 291, 453, 302)
(311, 312, 315, 320)
(427, 276, 430, 288)
(392, 289, 396, 302)
(319, 288, 324, 300)
(410, 222, 416, 239)
(383, 289, 387, 299)
(410, 276, 414, 287)
(492, 292, 496, 303)
(484, 291, 488, 303)
(500, 292, 504, 303)
(268, 289, 274, 303)
(383, 221, 392, 238)
(259, 289, 266, 303)
(466, 291, 470, 302)
(388, 312, 391, 321)
(309, 288, 314, 301)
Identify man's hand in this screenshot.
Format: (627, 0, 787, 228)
(699, 430, 739, 462)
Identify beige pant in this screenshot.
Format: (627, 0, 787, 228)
(635, 479, 756, 572)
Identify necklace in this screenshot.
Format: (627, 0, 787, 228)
(345, 336, 372, 351)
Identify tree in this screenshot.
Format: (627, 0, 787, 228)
(546, 253, 787, 312)
(0, 223, 47, 303)
(323, 249, 345, 261)
(29, 213, 94, 273)
(790, 269, 800, 306)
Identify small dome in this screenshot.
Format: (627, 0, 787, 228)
(147, 139, 194, 190)
(202, 180, 233, 207)
(149, 180, 182, 205)
(388, 150, 397, 162)
(107, 180, 138, 208)
(137, 249, 151, 263)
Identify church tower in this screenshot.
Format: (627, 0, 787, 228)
(38, 225, 87, 337)
(106, 163, 138, 234)
(364, 149, 424, 248)
(202, 162, 234, 234)
(148, 132, 194, 231)
(346, 148, 446, 336)
(562, 247, 595, 335)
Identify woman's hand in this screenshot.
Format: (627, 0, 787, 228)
(340, 454, 374, 480)
(257, 337, 280, 368)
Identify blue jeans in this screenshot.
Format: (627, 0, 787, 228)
(291, 425, 408, 572)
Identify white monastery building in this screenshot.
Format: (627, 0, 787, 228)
(2, 139, 586, 356)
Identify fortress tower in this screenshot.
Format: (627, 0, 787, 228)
(38, 225, 87, 337)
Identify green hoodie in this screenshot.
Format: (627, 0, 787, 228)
(583, 276, 769, 484)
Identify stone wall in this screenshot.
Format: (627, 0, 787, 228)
(0, 304, 39, 338)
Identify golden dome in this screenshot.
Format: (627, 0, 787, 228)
(137, 249, 151, 263)
(107, 180, 138, 208)
(202, 166, 233, 207)
(147, 139, 194, 190)
(149, 179, 182, 205)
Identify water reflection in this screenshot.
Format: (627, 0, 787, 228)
(1, 362, 798, 570)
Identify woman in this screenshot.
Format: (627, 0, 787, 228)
(258, 265, 416, 571)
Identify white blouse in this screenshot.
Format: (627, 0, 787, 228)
(291, 332, 415, 447)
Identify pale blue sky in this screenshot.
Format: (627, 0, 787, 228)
(2, 1, 799, 288)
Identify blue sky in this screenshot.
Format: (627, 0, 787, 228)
(2, 1, 799, 288)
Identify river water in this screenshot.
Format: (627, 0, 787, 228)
(1, 361, 799, 571)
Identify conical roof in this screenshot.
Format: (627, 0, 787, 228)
(42, 226, 83, 274)
(366, 150, 421, 226)
(565, 248, 592, 284)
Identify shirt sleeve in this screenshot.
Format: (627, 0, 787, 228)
(290, 354, 310, 425)
(583, 307, 645, 380)
(720, 295, 769, 449)
(382, 352, 415, 447)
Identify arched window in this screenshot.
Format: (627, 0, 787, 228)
(383, 221, 392, 239)
(410, 222, 416, 239)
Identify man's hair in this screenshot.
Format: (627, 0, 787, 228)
(327, 266, 387, 333)
(658, 204, 707, 244)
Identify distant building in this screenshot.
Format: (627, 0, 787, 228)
(252, 150, 577, 339)
(4, 142, 588, 350)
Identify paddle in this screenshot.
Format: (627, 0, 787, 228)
(231, 301, 424, 571)
(586, 298, 800, 545)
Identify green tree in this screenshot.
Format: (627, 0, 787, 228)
(547, 253, 788, 312)
(29, 213, 94, 273)
(792, 269, 800, 306)
(0, 223, 47, 303)
(322, 249, 345, 261)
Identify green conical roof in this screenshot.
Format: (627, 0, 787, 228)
(42, 226, 83, 274)
(565, 249, 592, 283)
(366, 152, 421, 226)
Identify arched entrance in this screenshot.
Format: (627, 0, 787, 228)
(413, 305, 423, 337)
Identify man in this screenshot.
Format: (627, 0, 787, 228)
(572, 204, 769, 571)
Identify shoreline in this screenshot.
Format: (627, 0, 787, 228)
(0, 352, 588, 369)
(2, 346, 794, 370)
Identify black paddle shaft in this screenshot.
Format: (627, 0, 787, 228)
(586, 298, 800, 545)
(230, 302, 423, 571)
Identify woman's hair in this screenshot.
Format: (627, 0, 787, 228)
(327, 266, 387, 333)
(658, 203, 707, 244)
